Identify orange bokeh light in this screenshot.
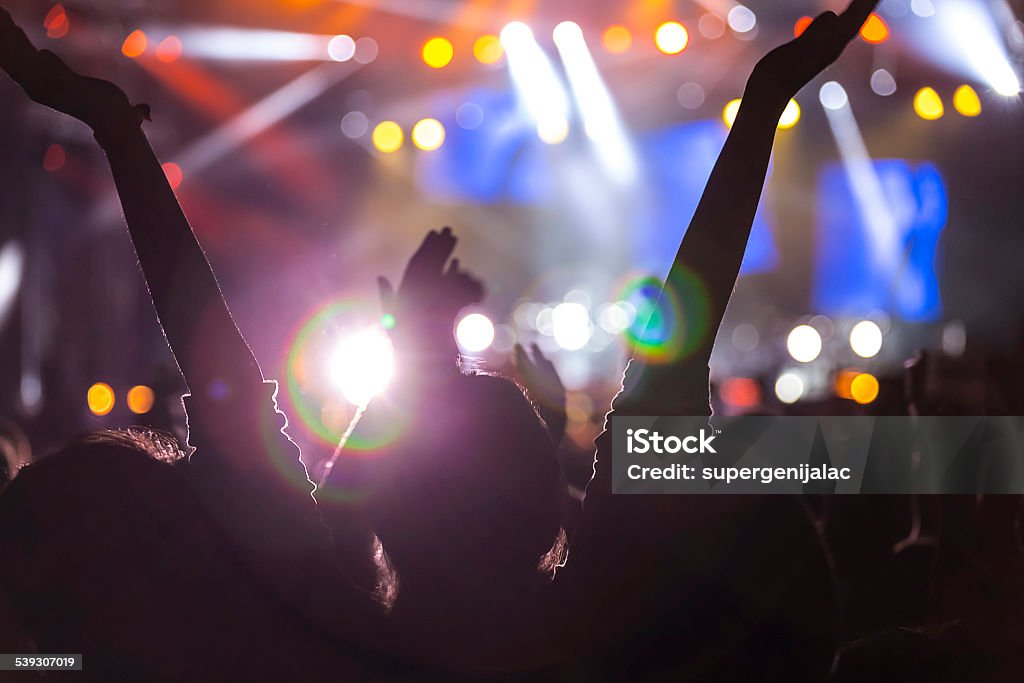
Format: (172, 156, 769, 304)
(44, 4, 69, 39)
(794, 16, 813, 37)
(121, 30, 147, 58)
(721, 377, 762, 409)
(602, 25, 632, 54)
(156, 36, 183, 63)
(859, 13, 889, 44)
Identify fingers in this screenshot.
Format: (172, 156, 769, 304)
(837, 0, 880, 41)
(407, 227, 458, 277)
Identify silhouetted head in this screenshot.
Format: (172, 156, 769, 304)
(359, 371, 564, 595)
(0, 430, 364, 679)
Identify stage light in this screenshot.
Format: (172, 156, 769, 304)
(698, 14, 726, 40)
(794, 16, 813, 37)
(778, 99, 801, 129)
(456, 313, 495, 352)
(932, 0, 1020, 96)
(501, 22, 572, 145)
(44, 4, 69, 39)
(456, 102, 484, 129)
(88, 382, 115, 416)
(655, 22, 688, 54)
(43, 144, 65, 172)
(162, 162, 183, 190)
(552, 302, 592, 351)
(721, 378, 761, 408)
(870, 68, 897, 96)
(127, 385, 155, 414)
(911, 0, 935, 18)
(819, 81, 849, 110)
(474, 34, 503, 64)
(602, 25, 632, 53)
(329, 328, 394, 406)
(722, 98, 741, 128)
(328, 34, 356, 61)
(787, 325, 822, 363)
(727, 6, 757, 33)
(732, 323, 759, 352)
(340, 110, 368, 138)
(913, 87, 944, 120)
(156, 36, 182, 62)
(354, 37, 378, 64)
(122, 30, 147, 58)
(411, 118, 445, 150)
(372, 121, 403, 153)
(850, 372, 879, 404)
(677, 82, 705, 109)
(835, 369, 859, 399)
(553, 20, 638, 181)
(859, 13, 889, 43)
(775, 372, 804, 404)
(423, 36, 454, 68)
(0, 241, 24, 332)
(953, 84, 982, 116)
(850, 320, 883, 358)
(598, 302, 635, 333)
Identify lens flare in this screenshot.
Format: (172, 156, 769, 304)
(618, 269, 709, 365)
(329, 328, 394, 406)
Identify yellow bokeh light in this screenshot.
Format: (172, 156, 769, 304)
(913, 87, 944, 120)
(655, 21, 689, 55)
(722, 98, 742, 128)
(127, 385, 155, 415)
(602, 25, 632, 53)
(422, 36, 454, 68)
(778, 99, 801, 129)
(953, 84, 982, 117)
(372, 121, 404, 153)
(88, 382, 115, 416)
(537, 117, 570, 145)
(411, 118, 445, 151)
(473, 34, 503, 64)
(850, 373, 880, 405)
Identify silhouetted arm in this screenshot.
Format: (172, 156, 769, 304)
(0, 7, 259, 392)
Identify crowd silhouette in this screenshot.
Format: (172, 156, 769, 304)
(3, 0, 1024, 680)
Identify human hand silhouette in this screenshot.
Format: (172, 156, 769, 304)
(515, 343, 567, 445)
(747, 0, 879, 110)
(379, 228, 484, 367)
(0, 6, 147, 135)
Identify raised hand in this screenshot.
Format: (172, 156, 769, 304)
(379, 228, 484, 369)
(747, 0, 879, 110)
(0, 6, 146, 134)
(515, 343, 567, 446)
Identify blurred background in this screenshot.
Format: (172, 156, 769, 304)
(0, 0, 1022, 471)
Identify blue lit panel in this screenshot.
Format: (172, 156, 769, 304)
(814, 160, 947, 322)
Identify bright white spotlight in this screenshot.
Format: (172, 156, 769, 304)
(328, 34, 356, 62)
(850, 320, 883, 358)
(501, 21, 572, 145)
(456, 313, 495, 352)
(0, 241, 24, 331)
(553, 19, 638, 182)
(819, 81, 849, 110)
(167, 27, 335, 61)
(329, 328, 394, 406)
(928, 0, 1021, 96)
(775, 372, 805, 404)
(552, 302, 592, 351)
(727, 6, 757, 33)
(787, 325, 822, 363)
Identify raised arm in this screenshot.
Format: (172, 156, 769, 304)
(618, 0, 879, 415)
(0, 8, 260, 393)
